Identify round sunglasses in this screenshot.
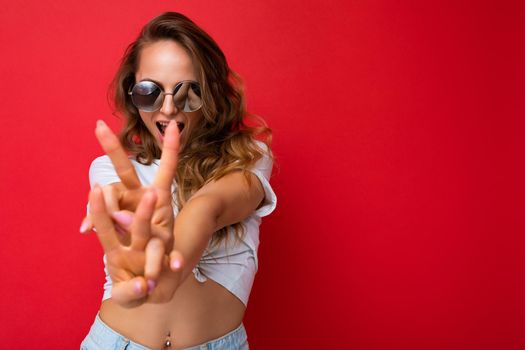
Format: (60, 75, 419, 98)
(128, 80, 203, 113)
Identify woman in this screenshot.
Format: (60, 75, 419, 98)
(80, 12, 276, 350)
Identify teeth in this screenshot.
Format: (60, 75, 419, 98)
(155, 121, 167, 135)
(155, 121, 184, 135)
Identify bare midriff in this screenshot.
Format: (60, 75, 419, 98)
(99, 276, 246, 350)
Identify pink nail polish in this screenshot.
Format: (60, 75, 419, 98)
(112, 211, 133, 227)
(134, 281, 142, 295)
(147, 280, 156, 294)
(171, 259, 181, 270)
(80, 221, 89, 233)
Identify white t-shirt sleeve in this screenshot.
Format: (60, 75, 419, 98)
(89, 155, 121, 189)
(250, 142, 277, 217)
(86, 155, 121, 217)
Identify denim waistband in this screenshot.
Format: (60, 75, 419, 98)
(185, 321, 248, 350)
(81, 313, 249, 350)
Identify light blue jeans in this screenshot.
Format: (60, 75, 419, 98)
(81, 314, 249, 350)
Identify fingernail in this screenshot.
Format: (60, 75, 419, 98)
(171, 259, 181, 270)
(96, 120, 105, 128)
(147, 279, 156, 294)
(134, 281, 142, 295)
(112, 211, 133, 227)
(80, 219, 90, 234)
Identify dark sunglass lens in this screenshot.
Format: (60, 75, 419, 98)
(190, 82, 201, 98)
(131, 82, 162, 111)
(173, 81, 202, 112)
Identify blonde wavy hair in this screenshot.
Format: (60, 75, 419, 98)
(109, 12, 272, 246)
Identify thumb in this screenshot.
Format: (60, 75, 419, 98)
(169, 250, 184, 272)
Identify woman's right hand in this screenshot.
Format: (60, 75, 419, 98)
(80, 120, 178, 248)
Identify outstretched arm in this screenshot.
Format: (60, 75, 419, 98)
(85, 118, 266, 305)
(166, 171, 265, 283)
(117, 171, 264, 302)
(101, 169, 265, 303)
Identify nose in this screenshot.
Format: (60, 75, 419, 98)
(159, 93, 178, 116)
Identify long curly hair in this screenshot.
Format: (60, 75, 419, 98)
(109, 12, 272, 246)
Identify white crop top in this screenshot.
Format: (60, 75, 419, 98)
(87, 142, 276, 306)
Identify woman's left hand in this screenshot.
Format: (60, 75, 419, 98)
(89, 184, 184, 307)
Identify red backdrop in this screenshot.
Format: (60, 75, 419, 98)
(0, 1, 524, 349)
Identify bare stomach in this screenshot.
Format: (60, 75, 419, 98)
(99, 275, 246, 350)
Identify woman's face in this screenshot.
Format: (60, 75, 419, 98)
(135, 40, 203, 149)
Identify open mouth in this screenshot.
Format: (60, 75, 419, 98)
(156, 121, 185, 136)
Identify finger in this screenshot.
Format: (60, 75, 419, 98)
(102, 185, 120, 213)
(169, 250, 184, 272)
(144, 237, 165, 283)
(111, 276, 148, 305)
(119, 189, 146, 212)
(130, 189, 157, 251)
(95, 120, 141, 190)
(153, 121, 179, 192)
(151, 206, 175, 244)
(89, 185, 120, 251)
(80, 215, 93, 234)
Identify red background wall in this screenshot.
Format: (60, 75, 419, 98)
(0, 1, 524, 349)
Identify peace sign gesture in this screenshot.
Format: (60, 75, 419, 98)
(81, 120, 179, 247)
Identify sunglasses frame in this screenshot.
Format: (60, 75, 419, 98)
(128, 80, 203, 113)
